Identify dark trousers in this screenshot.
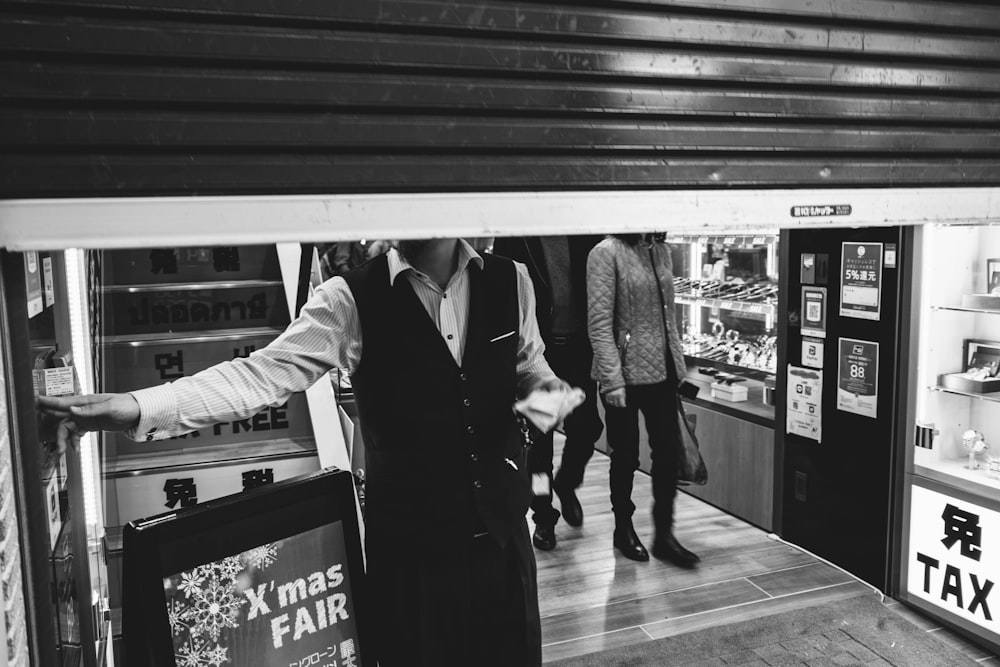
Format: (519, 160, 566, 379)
(370, 519, 540, 666)
(601, 381, 680, 534)
(529, 333, 604, 528)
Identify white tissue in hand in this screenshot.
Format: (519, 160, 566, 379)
(514, 387, 586, 433)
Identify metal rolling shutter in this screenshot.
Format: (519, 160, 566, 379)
(2, 0, 999, 196)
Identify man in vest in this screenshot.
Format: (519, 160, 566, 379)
(39, 238, 571, 666)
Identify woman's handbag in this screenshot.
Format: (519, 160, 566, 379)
(676, 396, 708, 486)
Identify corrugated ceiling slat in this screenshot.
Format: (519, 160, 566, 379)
(4, 155, 1000, 197)
(6, 110, 1000, 153)
(6, 1, 1000, 62)
(5, 65, 999, 125)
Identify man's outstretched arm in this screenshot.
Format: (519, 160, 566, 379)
(36, 393, 139, 434)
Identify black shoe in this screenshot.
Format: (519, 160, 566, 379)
(613, 521, 649, 562)
(554, 483, 584, 527)
(532, 524, 556, 551)
(652, 533, 700, 568)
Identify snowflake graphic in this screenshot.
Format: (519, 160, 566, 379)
(177, 569, 206, 597)
(187, 584, 245, 642)
(241, 543, 279, 570)
(167, 542, 282, 666)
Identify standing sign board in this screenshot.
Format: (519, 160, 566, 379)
(840, 242, 883, 320)
(786, 366, 823, 443)
(837, 338, 879, 419)
(123, 468, 369, 667)
(907, 485, 1000, 642)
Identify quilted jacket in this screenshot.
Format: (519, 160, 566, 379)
(587, 236, 687, 393)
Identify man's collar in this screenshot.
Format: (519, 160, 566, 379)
(387, 239, 484, 286)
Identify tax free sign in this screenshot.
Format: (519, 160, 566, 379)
(908, 485, 1000, 640)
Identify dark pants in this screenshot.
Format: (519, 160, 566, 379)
(370, 519, 541, 666)
(529, 333, 604, 528)
(601, 381, 680, 534)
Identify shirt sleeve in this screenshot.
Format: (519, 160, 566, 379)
(513, 261, 558, 396)
(128, 277, 362, 441)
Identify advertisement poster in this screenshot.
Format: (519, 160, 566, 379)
(801, 338, 824, 369)
(907, 486, 1000, 639)
(24, 250, 43, 318)
(837, 338, 879, 419)
(839, 242, 883, 320)
(163, 521, 362, 667)
(42, 256, 55, 307)
(786, 366, 822, 443)
(800, 286, 827, 338)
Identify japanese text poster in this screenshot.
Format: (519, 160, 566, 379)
(163, 521, 363, 667)
(839, 242, 883, 320)
(837, 338, 879, 419)
(907, 486, 999, 638)
(786, 366, 823, 443)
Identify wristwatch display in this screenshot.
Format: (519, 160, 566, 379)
(669, 233, 780, 378)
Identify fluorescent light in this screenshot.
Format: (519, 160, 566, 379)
(64, 249, 100, 530)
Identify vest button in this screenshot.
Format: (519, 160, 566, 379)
(463, 398, 471, 407)
(470, 453, 478, 462)
(467, 426, 475, 434)
(473, 480, 482, 489)
(459, 373, 468, 381)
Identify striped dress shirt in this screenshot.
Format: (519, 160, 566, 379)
(129, 240, 556, 441)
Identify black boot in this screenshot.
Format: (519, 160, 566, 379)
(652, 532, 699, 568)
(554, 481, 584, 527)
(613, 517, 649, 562)
(532, 524, 556, 551)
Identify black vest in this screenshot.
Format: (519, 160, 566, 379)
(344, 253, 530, 548)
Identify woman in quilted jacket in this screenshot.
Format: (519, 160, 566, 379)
(586, 234, 699, 567)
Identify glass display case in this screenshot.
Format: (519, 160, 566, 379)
(900, 223, 1000, 654)
(909, 224, 1000, 493)
(667, 232, 779, 418)
(653, 233, 781, 532)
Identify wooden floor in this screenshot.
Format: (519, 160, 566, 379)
(534, 439, 999, 664)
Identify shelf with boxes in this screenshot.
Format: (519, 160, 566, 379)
(911, 230, 1000, 496)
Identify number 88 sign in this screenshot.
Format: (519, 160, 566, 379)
(837, 337, 879, 419)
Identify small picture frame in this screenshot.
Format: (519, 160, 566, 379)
(965, 339, 1000, 377)
(989, 258, 1000, 294)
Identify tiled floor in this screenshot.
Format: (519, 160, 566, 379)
(534, 440, 998, 664)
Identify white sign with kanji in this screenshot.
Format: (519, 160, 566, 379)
(907, 485, 1000, 640)
(111, 455, 319, 525)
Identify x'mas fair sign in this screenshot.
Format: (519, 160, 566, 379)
(908, 486, 1000, 639)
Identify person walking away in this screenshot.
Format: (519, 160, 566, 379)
(492, 235, 604, 550)
(39, 238, 574, 666)
(586, 234, 699, 567)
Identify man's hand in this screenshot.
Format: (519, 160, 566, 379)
(532, 377, 572, 393)
(604, 387, 627, 409)
(36, 393, 140, 434)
